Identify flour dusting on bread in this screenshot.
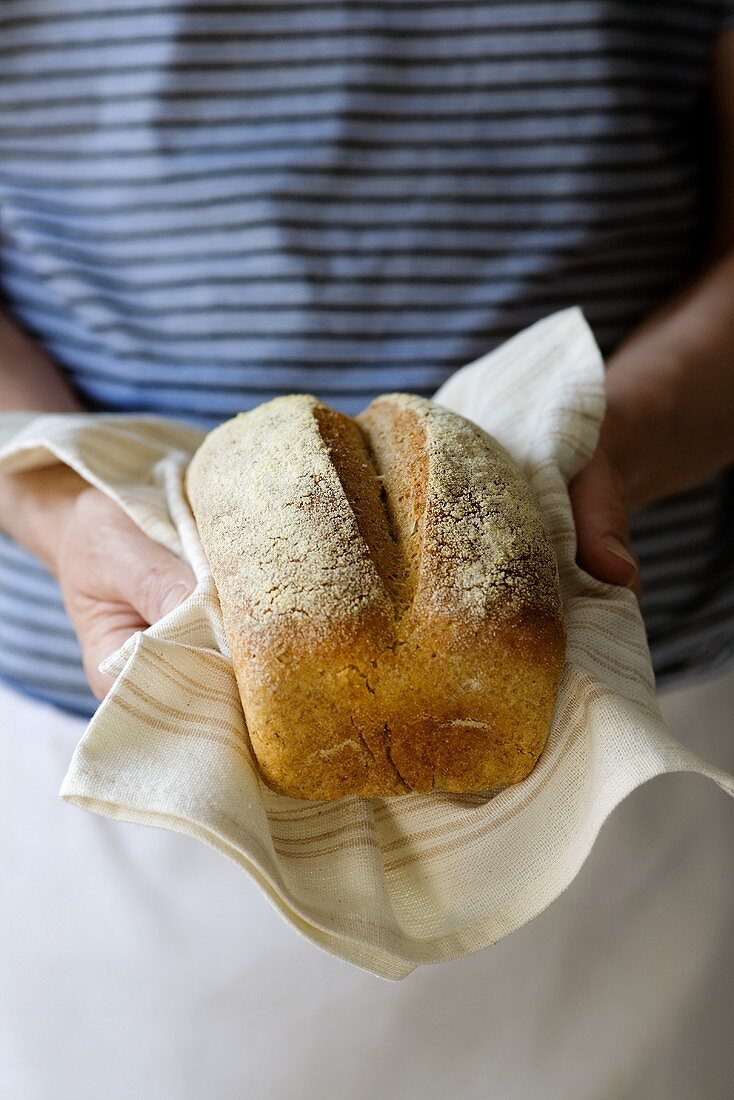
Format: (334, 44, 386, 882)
(186, 393, 565, 800)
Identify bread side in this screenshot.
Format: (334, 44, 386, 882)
(186, 393, 565, 800)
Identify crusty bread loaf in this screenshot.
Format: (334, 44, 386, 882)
(185, 393, 565, 800)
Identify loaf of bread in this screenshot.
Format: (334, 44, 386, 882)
(185, 393, 565, 800)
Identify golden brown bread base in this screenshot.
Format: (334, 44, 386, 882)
(186, 393, 565, 800)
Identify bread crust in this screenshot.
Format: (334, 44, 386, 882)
(185, 393, 565, 800)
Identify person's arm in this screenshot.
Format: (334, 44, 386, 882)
(0, 311, 194, 697)
(0, 310, 88, 567)
(0, 310, 89, 569)
(570, 30, 734, 594)
(0, 309, 83, 414)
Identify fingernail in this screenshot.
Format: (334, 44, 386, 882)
(602, 535, 638, 580)
(160, 581, 194, 617)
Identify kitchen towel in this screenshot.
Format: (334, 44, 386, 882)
(1, 307, 731, 979)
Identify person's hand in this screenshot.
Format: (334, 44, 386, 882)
(569, 431, 642, 599)
(0, 467, 195, 698)
(56, 486, 196, 698)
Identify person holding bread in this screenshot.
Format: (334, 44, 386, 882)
(1, 4, 733, 1098)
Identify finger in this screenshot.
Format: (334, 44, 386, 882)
(61, 491, 196, 625)
(570, 446, 642, 598)
(57, 490, 197, 699)
(112, 523, 196, 626)
(72, 599, 148, 699)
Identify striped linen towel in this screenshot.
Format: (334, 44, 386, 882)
(1, 308, 731, 980)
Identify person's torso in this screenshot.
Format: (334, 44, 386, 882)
(1, 0, 732, 714)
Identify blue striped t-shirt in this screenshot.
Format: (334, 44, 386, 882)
(1, 0, 734, 715)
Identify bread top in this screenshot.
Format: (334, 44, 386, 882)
(358, 393, 560, 630)
(185, 392, 561, 667)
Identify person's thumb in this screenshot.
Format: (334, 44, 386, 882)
(569, 443, 642, 598)
(116, 525, 196, 625)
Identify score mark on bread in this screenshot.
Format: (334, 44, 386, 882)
(185, 393, 565, 800)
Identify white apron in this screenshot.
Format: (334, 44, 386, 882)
(1, 672, 732, 1100)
